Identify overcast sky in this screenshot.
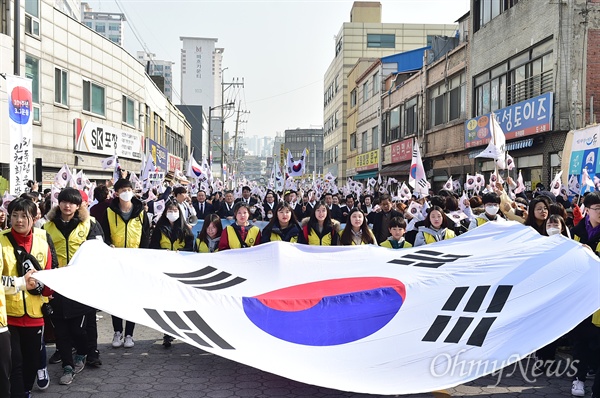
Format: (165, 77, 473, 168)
(86, 0, 469, 137)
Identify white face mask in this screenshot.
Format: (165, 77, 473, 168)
(547, 227, 561, 236)
(119, 191, 134, 202)
(485, 205, 499, 216)
(166, 212, 179, 222)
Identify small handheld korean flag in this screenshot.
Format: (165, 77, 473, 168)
(515, 170, 526, 194)
(549, 170, 563, 196)
(399, 182, 412, 202)
(443, 176, 453, 191)
(464, 174, 476, 191)
(286, 149, 306, 177)
(101, 155, 117, 170)
(153, 199, 165, 222)
(55, 164, 72, 189)
(506, 153, 515, 171)
(409, 140, 430, 196)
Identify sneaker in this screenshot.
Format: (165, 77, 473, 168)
(112, 331, 123, 348)
(163, 335, 174, 348)
(124, 335, 134, 348)
(59, 366, 74, 385)
(86, 351, 102, 367)
(73, 354, 86, 374)
(572, 379, 585, 397)
(36, 367, 50, 390)
(48, 350, 61, 364)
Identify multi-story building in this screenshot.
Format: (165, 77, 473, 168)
(284, 128, 324, 176)
(346, 58, 378, 180)
(0, 0, 190, 192)
(467, 0, 598, 190)
(137, 52, 175, 101)
(81, 2, 125, 46)
(323, 1, 457, 180)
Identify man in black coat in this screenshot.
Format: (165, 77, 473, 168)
(324, 192, 343, 222)
(193, 190, 214, 221)
(218, 190, 236, 220)
(367, 194, 402, 244)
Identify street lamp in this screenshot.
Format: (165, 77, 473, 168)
(208, 101, 234, 179)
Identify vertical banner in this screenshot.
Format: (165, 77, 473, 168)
(7, 75, 34, 196)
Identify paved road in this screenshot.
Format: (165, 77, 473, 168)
(35, 312, 578, 397)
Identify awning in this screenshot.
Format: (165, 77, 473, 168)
(380, 162, 410, 176)
(353, 170, 379, 180)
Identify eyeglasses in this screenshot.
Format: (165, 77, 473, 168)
(588, 207, 600, 212)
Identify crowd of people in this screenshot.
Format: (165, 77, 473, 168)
(0, 173, 599, 397)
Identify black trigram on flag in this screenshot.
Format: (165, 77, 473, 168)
(144, 308, 234, 350)
(387, 250, 470, 268)
(422, 285, 513, 347)
(165, 266, 246, 291)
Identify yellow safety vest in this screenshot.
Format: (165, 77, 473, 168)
(107, 208, 144, 248)
(0, 229, 48, 319)
(44, 218, 91, 267)
(306, 227, 335, 246)
(268, 232, 299, 243)
(196, 240, 219, 253)
(381, 240, 412, 249)
(573, 235, 600, 253)
(225, 225, 260, 249)
(423, 229, 456, 245)
(476, 217, 488, 227)
(159, 232, 186, 251)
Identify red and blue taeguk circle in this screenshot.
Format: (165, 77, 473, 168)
(9, 86, 33, 125)
(243, 277, 406, 346)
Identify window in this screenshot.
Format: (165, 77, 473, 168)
(83, 79, 106, 116)
(474, 0, 519, 32)
(122, 95, 135, 126)
(367, 34, 395, 48)
(361, 131, 368, 152)
(109, 24, 120, 31)
(372, 126, 378, 149)
(335, 38, 343, 57)
(429, 72, 466, 127)
(95, 24, 105, 33)
(373, 72, 380, 95)
(390, 106, 400, 140)
(405, 97, 418, 136)
(25, 54, 40, 122)
(363, 81, 369, 103)
(25, 0, 40, 37)
(145, 105, 151, 136)
(350, 88, 357, 108)
(350, 133, 357, 151)
(54, 67, 68, 106)
(473, 38, 553, 116)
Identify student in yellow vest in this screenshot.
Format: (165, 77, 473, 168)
(99, 178, 150, 350)
(468, 192, 506, 230)
(414, 206, 456, 246)
(261, 202, 306, 243)
(1, 198, 55, 398)
(300, 201, 340, 246)
(149, 200, 194, 252)
(0, 262, 37, 397)
(148, 200, 193, 348)
(43, 188, 104, 385)
(339, 208, 376, 245)
(380, 216, 413, 249)
(218, 202, 261, 250)
(196, 214, 223, 253)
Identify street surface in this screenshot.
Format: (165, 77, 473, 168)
(37, 312, 576, 397)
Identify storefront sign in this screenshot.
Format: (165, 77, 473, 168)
(568, 125, 600, 178)
(464, 92, 553, 148)
(168, 153, 182, 172)
(391, 138, 413, 163)
(74, 119, 143, 160)
(356, 149, 379, 172)
(148, 138, 168, 172)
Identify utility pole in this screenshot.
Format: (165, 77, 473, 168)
(220, 72, 244, 185)
(232, 103, 250, 184)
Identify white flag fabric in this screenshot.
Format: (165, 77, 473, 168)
(515, 170, 526, 194)
(101, 155, 117, 170)
(55, 164, 71, 189)
(505, 153, 515, 171)
(443, 176, 453, 191)
(272, 162, 284, 193)
(582, 169, 595, 193)
(549, 171, 563, 196)
(187, 155, 204, 179)
(475, 113, 506, 165)
(464, 174, 476, 191)
(35, 222, 600, 395)
(409, 140, 429, 195)
(399, 183, 412, 202)
(286, 149, 306, 177)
